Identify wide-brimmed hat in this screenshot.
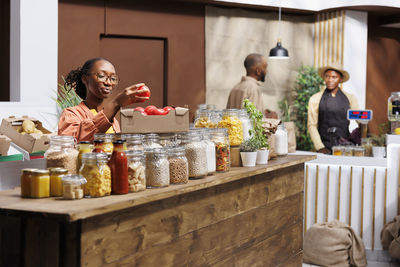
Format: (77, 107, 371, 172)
(318, 64, 350, 83)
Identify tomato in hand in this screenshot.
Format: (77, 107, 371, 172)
(136, 85, 151, 102)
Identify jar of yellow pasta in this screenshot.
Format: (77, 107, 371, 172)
(194, 110, 217, 128)
(80, 152, 111, 197)
(217, 109, 243, 146)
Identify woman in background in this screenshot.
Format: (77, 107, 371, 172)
(58, 58, 149, 142)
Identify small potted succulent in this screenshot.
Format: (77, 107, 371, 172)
(243, 99, 269, 164)
(240, 137, 258, 167)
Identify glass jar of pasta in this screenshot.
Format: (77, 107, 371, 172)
(211, 128, 230, 172)
(126, 150, 146, 192)
(218, 109, 243, 146)
(45, 136, 79, 174)
(80, 152, 111, 197)
(195, 110, 217, 128)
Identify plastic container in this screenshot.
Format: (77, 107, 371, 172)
(126, 150, 146, 192)
(45, 136, 79, 174)
(61, 174, 87, 200)
(238, 109, 253, 141)
(275, 124, 288, 156)
(182, 131, 208, 179)
(30, 169, 50, 198)
(48, 167, 68, 197)
(218, 109, 243, 146)
(145, 148, 170, 188)
(168, 146, 189, 184)
(80, 153, 111, 197)
(20, 168, 36, 198)
(388, 92, 400, 122)
(211, 128, 230, 172)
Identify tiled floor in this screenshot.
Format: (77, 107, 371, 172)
(303, 262, 400, 267)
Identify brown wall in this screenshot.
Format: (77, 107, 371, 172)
(0, 0, 10, 101)
(58, 0, 205, 120)
(366, 15, 400, 134)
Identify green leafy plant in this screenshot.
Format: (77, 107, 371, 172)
(240, 137, 259, 152)
(370, 122, 389, 146)
(278, 97, 291, 122)
(293, 66, 324, 151)
(51, 77, 82, 118)
(243, 99, 269, 149)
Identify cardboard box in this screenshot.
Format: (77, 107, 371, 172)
(0, 134, 11, 156)
(0, 116, 53, 153)
(120, 107, 189, 134)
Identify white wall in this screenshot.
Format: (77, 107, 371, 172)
(343, 10, 368, 109)
(2, 0, 59, 131)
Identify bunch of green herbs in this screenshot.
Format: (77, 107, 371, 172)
(243, 99, 269, 149)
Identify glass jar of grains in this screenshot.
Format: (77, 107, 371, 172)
(48, 167, 68, 197)
(159, 133, 178, 147)
(182, 131, 208, 179)
(145, 148, 170, 188)
(168, 146, 189, 184)
(143, 133, 163, 149)
(218, 109, 243, 146)
(45, 136, 79, 174)
(126, 150, 146, 192)
(80, 153, 111, 197)
(211, 128, 230, 172)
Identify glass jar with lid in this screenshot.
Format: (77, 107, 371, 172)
(217, 109, 243, 146)
(124, 134, 144, 151)
(201, 129, 216, 175)
(353, 146, 365, 157)
(342, 146, 353, 157)
(80, 152, 111, 197)
(126, 150, 146, 192)
(238, 109, 253, 141)
(45, 136, 79, 174)
(48, 167, 68, 197)
(145, 148, 170, 188)
(61, 174, 87, 200)
(20, 168, 37, 198)
(168, 146, 189, 184)
(361, 138, 373, 156)
(388, 92, 400, 122)
(92, 139, 105, 153)
(332, 146, 343, 156)
(275, 124, 288, 156)
(211, 128, 230, 172)
(195, 110, 217, 128)
(94, 133, 114, 154)
(159, 133, 178, 147)
(77, 141, 92, 172)
(182, 131, 208, 179)
(143, 133, 162, 149)
(110, 140, 129, 194)
(30, 169, 50, 198)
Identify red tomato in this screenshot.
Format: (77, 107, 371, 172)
(144, 105, 157, 114)
(134, 107, 146, 115)
(136, 85, 151, 102)
(163, 106, 175, 112)
(152, 108, 169, 115)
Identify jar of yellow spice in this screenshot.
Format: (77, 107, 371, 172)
(218, 109, 243, 146)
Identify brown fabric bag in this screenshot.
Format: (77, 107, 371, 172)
(381, 215, 400, 259)
(283, 121, 296, 153)
(304, 220, 367, 267)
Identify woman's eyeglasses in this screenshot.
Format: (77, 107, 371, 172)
(89, 72, 120, 85)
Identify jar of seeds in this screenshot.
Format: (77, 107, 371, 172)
(145, 148, 170, 188)
(182, 131, 208, 179)
(143, 133, 163, 149)
(45, 136, 79, 174)
(168, 146, 189, 184)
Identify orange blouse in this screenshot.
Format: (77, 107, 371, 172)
(58, 102, 120, 142)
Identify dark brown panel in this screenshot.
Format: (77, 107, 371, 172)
(0, 0, 10, 101)
(100, 36, 165, 108)
(366, 14, 400, 134)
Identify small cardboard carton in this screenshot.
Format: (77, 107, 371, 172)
(0, 116, 54, 153)
(120, 107, 189, 134)
(0, 134, 11, 156)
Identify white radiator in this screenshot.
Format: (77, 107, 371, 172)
(304, 145, 400, 250)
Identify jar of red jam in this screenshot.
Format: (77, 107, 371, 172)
(109, 140, 128, 194)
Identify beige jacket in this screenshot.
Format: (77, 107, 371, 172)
(308, 88, 359, 150)
(226, 76, 264, 112)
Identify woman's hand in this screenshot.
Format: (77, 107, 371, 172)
(115, 83, 150, 107)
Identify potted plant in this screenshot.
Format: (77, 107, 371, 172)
(243, 99, 269, 164)
(240, 137, 258, 167)
(370, 122, 388, 158)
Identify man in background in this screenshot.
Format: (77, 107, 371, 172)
(226, 53, 267, 112)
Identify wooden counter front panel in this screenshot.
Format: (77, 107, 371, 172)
(81, 164, 304, 266)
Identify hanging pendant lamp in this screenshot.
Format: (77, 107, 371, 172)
(269, 3, 289, 59)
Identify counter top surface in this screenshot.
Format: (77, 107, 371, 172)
(0, 155, 315, 221)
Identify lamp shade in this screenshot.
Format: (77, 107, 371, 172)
(269, 41, 289, 58)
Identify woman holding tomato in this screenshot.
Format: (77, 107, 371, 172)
(58, 58, 150, 142)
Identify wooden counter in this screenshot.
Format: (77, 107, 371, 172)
(0, 154, 315, 267)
